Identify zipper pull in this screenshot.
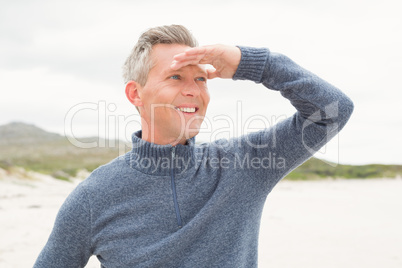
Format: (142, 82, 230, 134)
(172, 147, 176, 159)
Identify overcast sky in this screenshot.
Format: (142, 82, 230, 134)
(1, 0, 401, 165)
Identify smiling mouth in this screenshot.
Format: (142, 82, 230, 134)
(175, 107, 199, 113)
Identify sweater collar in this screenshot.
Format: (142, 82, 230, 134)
(125, 130, 197, 176)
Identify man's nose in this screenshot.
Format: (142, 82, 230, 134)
(181, 80, 200, 97)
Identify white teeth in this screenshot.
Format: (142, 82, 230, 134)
(176, 107, 196, 113)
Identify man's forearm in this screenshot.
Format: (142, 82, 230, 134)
(233, 46, 354, 130)
(230, 46, 354, 184)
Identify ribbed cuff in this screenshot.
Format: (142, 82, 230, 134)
(232, 46, 269, 83)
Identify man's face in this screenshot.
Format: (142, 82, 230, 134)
(137, 44, 210, 144)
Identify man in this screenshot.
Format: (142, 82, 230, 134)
(34, 25, 353, 267)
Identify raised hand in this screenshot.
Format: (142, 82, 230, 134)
(170, 45, 241, 79)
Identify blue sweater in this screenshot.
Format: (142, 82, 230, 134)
(34, 47, 353, 267)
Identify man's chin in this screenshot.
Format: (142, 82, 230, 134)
(184, 129, 200, 139)
(174, 128, 200, 144)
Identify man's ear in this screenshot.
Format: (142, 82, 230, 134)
(125, 81, 143, 107)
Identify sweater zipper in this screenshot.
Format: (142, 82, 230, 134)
(170, 147, 182, 228)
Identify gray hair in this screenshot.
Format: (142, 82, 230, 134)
(122, 25, 198, 86)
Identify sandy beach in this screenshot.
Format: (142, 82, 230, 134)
(1, 169, 401, 267)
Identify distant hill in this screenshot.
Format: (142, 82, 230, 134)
(0, 122, 62, 144)
(0, 122, 401, 180)
(0, 122, 129, 180)
(286, 157, 402, 180)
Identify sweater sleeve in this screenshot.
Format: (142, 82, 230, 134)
(230, 46, 354, 188)
(33, 183, 92, 268)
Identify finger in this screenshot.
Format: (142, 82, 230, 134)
(173, 53, 199, 61)
(182, 46, 208, 56)
(171, 59, 203, 70)
(173, 46, 213, 62)
(207, 68, 219, 79)
(171, 53, 206, 70)
(171, 46, 216, 70)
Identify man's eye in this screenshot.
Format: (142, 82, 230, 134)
(196, 77, 206, 82)
(170, 75, 180, 80)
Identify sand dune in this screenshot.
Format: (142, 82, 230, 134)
(1, 170, 401, 267)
